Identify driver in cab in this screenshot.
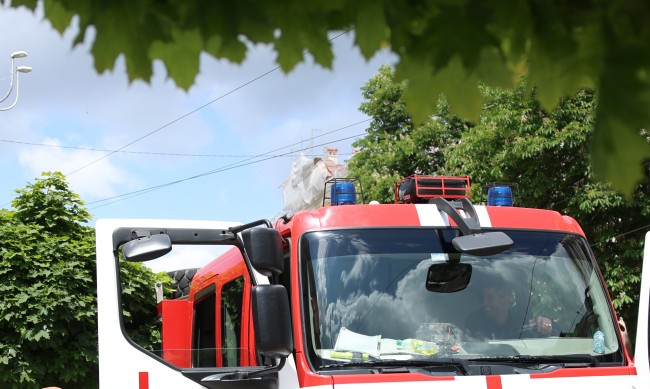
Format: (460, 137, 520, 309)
(465, 281, 554, 340)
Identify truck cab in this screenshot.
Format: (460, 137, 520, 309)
(95, 176, 650, 388)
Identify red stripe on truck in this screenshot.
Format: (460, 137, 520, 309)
(486, 375, 502, 389)
(139, 372, 149, 389)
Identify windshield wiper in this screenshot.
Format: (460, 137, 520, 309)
(321, 358, 471, 375)
(466, 354, 599, 367)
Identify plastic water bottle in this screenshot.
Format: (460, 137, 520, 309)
(593, 330, 605, 353)
(396, 338, 418, 352)
(415, 341, 437, 355)
(397, 339, 437, 355)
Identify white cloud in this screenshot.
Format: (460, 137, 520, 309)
(17, 137, 132, 198)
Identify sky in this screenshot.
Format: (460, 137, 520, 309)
(0, 3, 397, 232)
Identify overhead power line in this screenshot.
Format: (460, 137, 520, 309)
(86, 118, 368, 206)
(0, 116, 367, 211)
(88, 130, 365, 209)
(65, 66, 281, 175)
(0, 138, 354, 158)
(64, 29, 353, 177)
(591, 223, 650, 247)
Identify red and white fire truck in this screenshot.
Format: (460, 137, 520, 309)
(95, 175, 650, 389)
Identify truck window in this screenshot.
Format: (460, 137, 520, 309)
(221, 277, 244, 366)
(193, 291, 216, 367)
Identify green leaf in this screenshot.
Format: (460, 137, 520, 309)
(33, 329, 50, 342)
(303, 28, 334, 69)
(275, 29, 305, 72)
(474, 47, 519, 90)
(591, 49, 650, 196)
(89, 3, 161, 83)
(149, 29, 203, 90)
(354, 0, 388, 59)
(7, 0, 37, 10)
(16, 293, 29, 304)
(90, 28, 128, 75)
(216, 36, 247, 64)
(43, 0, 75, 34)
(204, 35, 224, 59)
(397, 54, 483, 123)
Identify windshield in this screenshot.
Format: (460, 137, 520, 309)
(300, 228, 623, 370)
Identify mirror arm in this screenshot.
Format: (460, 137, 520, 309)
(132, 229, 153, 238)
(229, 219, 273, 234)
(459, 198, 479, 222)
(112, 227, 238, 250)
(429, 197, 481, 235)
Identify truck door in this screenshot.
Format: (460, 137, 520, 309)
(96, 219, 280, 389)
(636, 231, 650, 386)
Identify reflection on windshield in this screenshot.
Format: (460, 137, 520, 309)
(300, 229, 622, 368)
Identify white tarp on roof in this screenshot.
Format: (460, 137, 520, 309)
(281, 149, 348, 212)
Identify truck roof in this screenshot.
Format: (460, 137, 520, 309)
(190, 203, 585, 295)
(276, 203, 585, 236)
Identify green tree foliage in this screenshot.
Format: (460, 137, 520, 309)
(0, 172, 168, 388)
(349, 69, 648, 340)
(444, 79, 648, 336)
(5, 0, 650, 195)
(348, 65, 469, 203)
(120, 259, 169, 349)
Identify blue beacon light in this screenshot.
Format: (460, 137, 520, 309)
(487, 186, 513, 206)
(331, 181, 356, 205)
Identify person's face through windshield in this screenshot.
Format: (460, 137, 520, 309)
(482, 286, 511, 326)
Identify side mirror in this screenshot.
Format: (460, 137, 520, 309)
(121, 234, 172, 262)
(251, 284, 293, 358)
(426, 262, 473, 293)
(452, 231, 513, 256)
(242, 228, 284, 276)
